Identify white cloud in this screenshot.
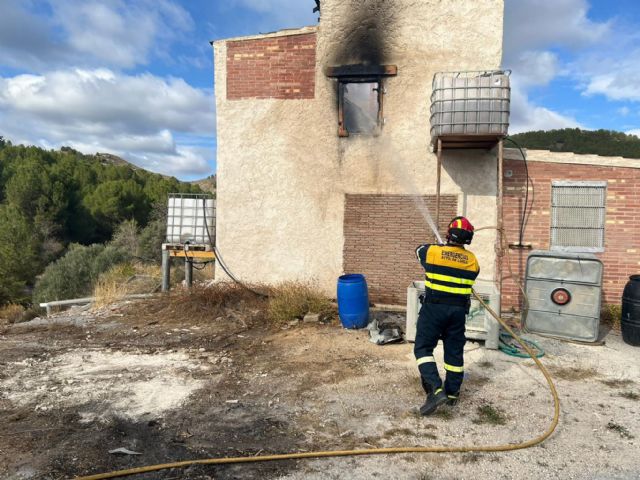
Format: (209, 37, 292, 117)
(0, 0, 194, 71)
(626, 129, 640, 138)
(502, 0, 610, 133)
(509, 89, 583, 134)
(0, 69, 214, 177)
(509, 50, 559, 88)
(579, 49, 640, 102)
(618, 107, 631, 117)
(503, 0, 609, 59)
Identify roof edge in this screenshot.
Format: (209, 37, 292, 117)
(504, 148, 640, 169)
(211, 25, 317, 46)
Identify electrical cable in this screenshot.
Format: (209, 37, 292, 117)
(201, 198, 269, 298)
(504, 137, 533, 246)
(73, 292, 560, 480)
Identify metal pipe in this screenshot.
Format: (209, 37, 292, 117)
(185, 257, 193, 289)
(497, 139, 504, 313)
(162, 249, 170, 292)
(435, 138, 442, 235)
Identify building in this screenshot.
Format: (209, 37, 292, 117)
(212, 0, 504, 305)
(212, 0, 638, 311)
(502, 150, 640, 311)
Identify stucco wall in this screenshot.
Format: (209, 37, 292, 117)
(213, 0, 504, 298)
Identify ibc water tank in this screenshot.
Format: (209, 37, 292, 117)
(430, 70, 511, 146)
(524, 251, 603, 342)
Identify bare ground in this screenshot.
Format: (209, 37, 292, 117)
(1, 294, 639, 480)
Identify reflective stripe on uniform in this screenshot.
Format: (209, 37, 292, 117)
(425, 281, 473, 295)
(444, 363, 464, 373)
(416, 356, 436, 366)
(426, 272, 474, 285)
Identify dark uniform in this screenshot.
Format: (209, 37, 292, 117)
(414, 243, 480, 402)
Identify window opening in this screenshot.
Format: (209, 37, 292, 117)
(326, 64, 397, 137)
(550, 181, 607, 252)
(341, 81, 381, 135)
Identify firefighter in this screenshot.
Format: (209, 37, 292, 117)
(414, 216, 480, 416)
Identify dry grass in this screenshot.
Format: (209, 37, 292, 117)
(93, 263, 161, 307)
(167, 282, 268, 320)
(601, 304, 622, 331)
(267, 281, 333, 325)
(0, 303, 25, 324)
(600, 378, 635, 389)
(548, 365, 599, 381)
(607, 421, 634, 439)
(619, 391, 639, 401)
(472, 404, 507, 426)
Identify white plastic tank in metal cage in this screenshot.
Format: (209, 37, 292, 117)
(430, 70, 511, 145)
(165, 193, 216, 245)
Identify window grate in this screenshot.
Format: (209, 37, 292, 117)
(551, 182, 606, 251)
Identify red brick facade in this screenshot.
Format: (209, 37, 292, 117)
(501, 159, 640, 311)
(343, 194, 457, 305)
(226, 33, 316, 100)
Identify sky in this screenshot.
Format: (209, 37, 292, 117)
(0, 0, 639, 180)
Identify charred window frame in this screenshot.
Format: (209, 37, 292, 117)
(326, 65, 397, 137)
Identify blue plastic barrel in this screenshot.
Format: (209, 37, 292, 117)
(337, 274, 369, 329)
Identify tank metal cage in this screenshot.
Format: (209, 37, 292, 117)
(430, 70, 511, 149)
(165, 193, 216, 247)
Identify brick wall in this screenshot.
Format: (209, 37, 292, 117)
(501, 159, 640, 310)
(343, 194, 457, 305)
(226, 33, 316, 100)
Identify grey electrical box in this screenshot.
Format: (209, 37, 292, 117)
(524, 250, 603, 342)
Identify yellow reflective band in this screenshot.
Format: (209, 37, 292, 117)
(416, 356, 436, 366)
(425, 281, 472, 295)
(444, 363, 464, 373)
(426, 273, 475, 285)
(435, 388, 443, 395)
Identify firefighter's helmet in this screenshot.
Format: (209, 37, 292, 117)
(447, 216, 474, 245)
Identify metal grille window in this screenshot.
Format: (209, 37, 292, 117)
(551, 181, 607, 252)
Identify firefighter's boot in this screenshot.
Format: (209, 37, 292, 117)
(421, 377, 433, 396)
(447, 392, 460, 406)
(420, 389, 448, 416)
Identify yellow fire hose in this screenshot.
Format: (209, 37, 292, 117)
(75, 292, 560, 480)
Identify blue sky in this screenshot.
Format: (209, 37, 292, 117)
(0, 0, 639, 180)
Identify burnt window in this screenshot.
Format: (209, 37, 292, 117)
(341, 81, 381, 135)
(326, 65, 397, 137)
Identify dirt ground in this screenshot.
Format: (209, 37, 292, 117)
(1, 292, 639, 480)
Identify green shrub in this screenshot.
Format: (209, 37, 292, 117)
(33, 243, 131, 302)
(138, 218, 166, 263)
(601, 304, 622, 331)
(267, 281, 333, 324)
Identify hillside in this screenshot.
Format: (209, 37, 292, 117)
(510, 128, 640, 158)
(191, 174, 216, 194)
(0, 137, 202, 305)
